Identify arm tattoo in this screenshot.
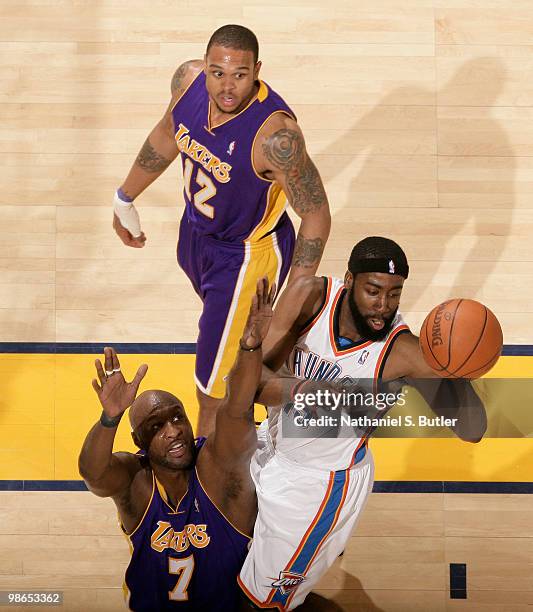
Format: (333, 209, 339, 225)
(292, 234, 324, 268)
(136, 138, 172, 173)
(171, 60, 196, 96)
(262, 128, 328, 215)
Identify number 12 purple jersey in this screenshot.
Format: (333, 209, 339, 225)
(172, 72, 296, 243)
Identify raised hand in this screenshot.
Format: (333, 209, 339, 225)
(92, 347, 148, 418)
(240, 277, 276, 350)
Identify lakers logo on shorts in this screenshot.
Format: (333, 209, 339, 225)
(269, 571, 306, 596)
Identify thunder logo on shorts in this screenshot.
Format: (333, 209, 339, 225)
(269, 571, 307, 596)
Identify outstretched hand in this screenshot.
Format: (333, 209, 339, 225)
(92, 347, 148, 418)
(240, 277, 276, 350)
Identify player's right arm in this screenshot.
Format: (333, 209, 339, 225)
(78, 347, 148, 498)
(387, 334, 487, 443)
(113, 59, 204, 248)
(262, 275, 325, 371)
(249, 276, 324, 407)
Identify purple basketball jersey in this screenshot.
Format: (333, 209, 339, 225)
(124, 439, 250, 611)
(172, 72, 296, 243)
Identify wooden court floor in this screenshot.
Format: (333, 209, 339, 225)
(1, 489, 532, 611)
(2, 0, 533, 610)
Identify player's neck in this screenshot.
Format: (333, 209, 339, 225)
(152, 465, 190, 507)
(208, 83, 259, 126)
(338, 298, 363, 343)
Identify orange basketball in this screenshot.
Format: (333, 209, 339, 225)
(419, 299, 503, 378)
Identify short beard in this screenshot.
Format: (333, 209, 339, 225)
(148, 449, 194, 471)
(347, 289, 397, 342)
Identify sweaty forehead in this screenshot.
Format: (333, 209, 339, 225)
(206, 46, 255, 67)
(129, 390, 184, 429)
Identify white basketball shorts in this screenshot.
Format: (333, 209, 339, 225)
(238, 432, 374, 610)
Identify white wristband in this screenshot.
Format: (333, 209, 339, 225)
(113, 191, 142, 238)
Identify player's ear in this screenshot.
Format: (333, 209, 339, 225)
(131, 430, 143, 451)
(344, 271, 354, 290)
(254, 60, 262, 80)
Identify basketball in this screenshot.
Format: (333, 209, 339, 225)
(419, 299, 503, 378)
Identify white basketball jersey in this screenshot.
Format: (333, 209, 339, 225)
(266, 276, 409, 471)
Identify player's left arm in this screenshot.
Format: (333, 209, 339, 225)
(389, 333, 487, 443)
(255, 115, 331, 282)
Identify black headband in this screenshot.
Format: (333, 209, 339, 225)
(349, 258, 409, 279)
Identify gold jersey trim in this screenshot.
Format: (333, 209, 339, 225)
(250, 109, 296, 183)
(246, 182, 287, 242)
(155, 473, 189, 514)
(257, 80, 269, 102)
(122, 470, 157, 537)
(121, 533, 134, 609)
(194, 466, 252, 541)
(207, 79, 269, 131)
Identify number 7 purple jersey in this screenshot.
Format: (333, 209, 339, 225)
(123, 439, 250, 611)
(171, 72, 296, 243)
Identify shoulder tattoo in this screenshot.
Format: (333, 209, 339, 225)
(262, 128, 328, 215)
(171, 60, 200, 97)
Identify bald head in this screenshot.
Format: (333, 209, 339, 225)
(129, 390, 184, 430)
(129, 390, 195, 467)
